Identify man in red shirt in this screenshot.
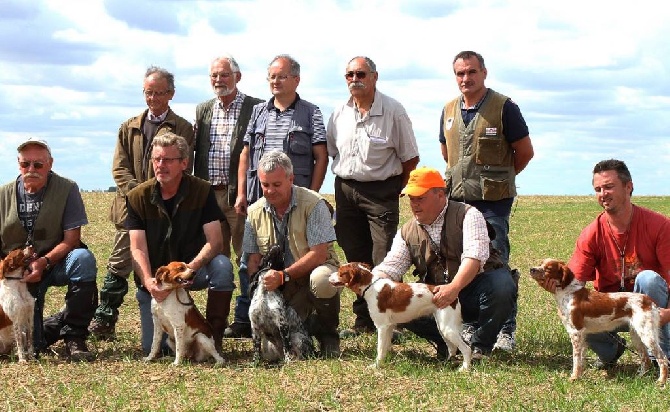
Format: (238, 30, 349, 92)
(567, 159, 670, 368)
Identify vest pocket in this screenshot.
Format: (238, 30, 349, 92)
(480, 171, 510, 201)
(475, 136, 504, 165)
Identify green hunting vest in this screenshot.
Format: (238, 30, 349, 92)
(442, 89, 516, 201)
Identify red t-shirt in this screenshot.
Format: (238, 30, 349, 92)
(569, 205, 670, 292)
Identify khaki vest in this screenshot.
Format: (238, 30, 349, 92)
(246, 186, 339, 275)
(400, 200, 503, 284)
(0, 173, 75, 256)
(442, 89, 516, 201)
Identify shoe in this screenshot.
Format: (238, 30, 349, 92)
(461, 324, 476, 345)
(223, 321, 252, 339)
(594, 339, 626, 370)
(493, 331, 516, 352)
(88, 318, 116, 341)
(65, 337, 95, 362)
(472, 347, 489, 361)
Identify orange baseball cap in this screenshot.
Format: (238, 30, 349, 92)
(401, 167, 446, 196)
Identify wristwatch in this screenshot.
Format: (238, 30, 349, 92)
(283, 270, 291, 284)
(43, 256, 52, 271)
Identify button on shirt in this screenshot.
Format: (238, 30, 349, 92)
(208, 91, 246, 186)
(327, 90, 419, 182)
(373, 204, 490, 281)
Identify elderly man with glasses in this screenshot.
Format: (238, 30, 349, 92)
(326, 56, 420, 340)
(88, 65, 194, 340)
(126, 132, 234, 355)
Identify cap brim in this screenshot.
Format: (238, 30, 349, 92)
(401, 186, 430, 197)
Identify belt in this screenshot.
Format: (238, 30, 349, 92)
(211, 184, 228, 191)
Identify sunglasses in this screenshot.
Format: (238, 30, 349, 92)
(345, 71, 368, 80)
(19, 161, 45, 169)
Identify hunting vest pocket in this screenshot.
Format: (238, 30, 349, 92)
(480, 170, 510, 201)
(475, 136, 505, 165)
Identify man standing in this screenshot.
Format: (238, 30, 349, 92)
(243, 151, 340, 356)
(89, 66, 194, 340)
(229, 54, 329, 338)
(0, 138, 98, 361)
(327, 56, 419, 336)
(373, 167, 514, 359)
(126, 133, 234, 354)
(439, 51, 534, 351)
(542, 159, 670, 368)
(194, 55, 263, 339)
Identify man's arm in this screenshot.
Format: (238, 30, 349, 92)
(400, 156, 420, 187)
(432, 257, 481, 309)
(188, 220, 224, 272)
(129, 229, 170, 302)
(25, 228, 81, 283)
(264, 243, 330, 292)
(440, 143, 448, 163)
(111, 124, 139, 195)
(511, 136, 534, 175)
(310, 144, 328, 192)
(235, 145, 250, 215)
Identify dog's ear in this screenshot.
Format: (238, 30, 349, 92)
(0, 258, 5, 278)
(154, 266, 168, 284)
(559, 262, 573, 289)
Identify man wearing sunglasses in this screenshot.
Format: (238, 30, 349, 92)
(327, 56, 420, 339)
(89, 66, 194, 341)
(0, 138, 98, 361)
(439, 51, 534, 352)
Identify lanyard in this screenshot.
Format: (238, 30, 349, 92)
(605, 207, 634, 292)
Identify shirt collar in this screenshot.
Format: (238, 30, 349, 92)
(417, 203, 448, 229)
(148, 108, 169, 122)
(263, 186, 297, 218)
(216, 90, 245, 110)
(267, 94, 300, 112)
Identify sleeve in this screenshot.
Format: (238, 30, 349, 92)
(461, 207, 490, 270)
(393, 107, 419, 162)
(501, 99, 530, 143)
(568, 224, 598, 282)
(112, 121, 139, 194)
(305, 200, 337, 247)
(242, 219, 260, 254)
(372, 231, 413, 282)
(311, 107, 327, 145)
(62, 183, 88, 231)
(200, 187, 224, 226)
(438, 110, 446, 144)
(125, 197, 145, 231)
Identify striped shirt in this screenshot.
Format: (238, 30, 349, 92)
(373, 204, 491, 281)
(208, 91, 246, 185)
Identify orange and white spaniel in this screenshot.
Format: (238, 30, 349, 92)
(330, 262, 471, 370)
(530, 258, 668, 385)
(0, 246, 36, 362)
(144, 262, 224, 366)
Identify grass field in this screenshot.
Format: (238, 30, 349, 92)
(2, 193, 670, 411)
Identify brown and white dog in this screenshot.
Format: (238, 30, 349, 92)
(0, 245, 36, 362)
(329, 262, 471, 370)
(144, 262, 224, 366)
(530, 258, 668, 385)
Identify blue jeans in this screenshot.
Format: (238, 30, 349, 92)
(485, 215, 517, 337)
(232, 252, 251, 324)
(136, 255, 234, 354)
(586, 270, 670, 362)
(33, 248, 98, 348)
(459, 267, 516, 353)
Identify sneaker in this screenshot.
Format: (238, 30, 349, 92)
(493, 331, 516, 352)
(594, 339, 626, 370)
(223, 321, 252, 339)
(88, 318, 116, 341)
(65, 337, 95, 362)
(461, 324, 476, 345)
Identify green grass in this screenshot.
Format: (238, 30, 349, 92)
(2, 194, 670, 411)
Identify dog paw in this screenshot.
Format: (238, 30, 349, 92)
(143, 356, 154, 362)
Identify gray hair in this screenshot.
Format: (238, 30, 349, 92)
(348, 56, 377, 73)
(151, 132, 190, 159)
(212, 54, 240, 73)
(258, 151, 293, 177)
(145, 65, 176, 91)
(269, 54, 300, 76)
(452, 51, 486, 70)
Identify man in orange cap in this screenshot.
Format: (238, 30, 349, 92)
(372, 167, 515, 359)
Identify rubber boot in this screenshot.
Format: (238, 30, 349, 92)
(310, 294, 341, 358)
(206, 290, 232, 353)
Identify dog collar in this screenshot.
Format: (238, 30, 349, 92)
(361, 277, 381, 298)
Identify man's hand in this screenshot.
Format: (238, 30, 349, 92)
(234, 194, 247, 215)
(262, 269, 283, 292)
(432, 283, 460, 309)
(22, 258, 48, 283)
(145, 278, 171, 302)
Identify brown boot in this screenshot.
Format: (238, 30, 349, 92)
(206, 290, 232, 353)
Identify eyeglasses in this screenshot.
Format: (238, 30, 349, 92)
(19, 161, 45, 169)
(143, 90, 171, 98)
(210, 72, 235, 80)
(151, 157, 183, 164)
(345, 71, 369, 80)
(266, 74, 294, 82)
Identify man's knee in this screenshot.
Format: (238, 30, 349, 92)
(310, 265, 339, 299)
(634, 270, 666, 294)
(205, 255, 235, 291)
(67, 248, 98, 283)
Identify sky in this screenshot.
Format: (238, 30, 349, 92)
(1, 0, 669, 195)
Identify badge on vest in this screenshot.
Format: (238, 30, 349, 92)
(485, 127, 498, 135)
(446, 117, 454, 131)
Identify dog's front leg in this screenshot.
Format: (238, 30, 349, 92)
(569, 332, 585, 381)
(374, 325, 394, 368)
(143, 315, 164, 362)
(14, 324, 29, 363)
(252, 331, 262, 366)
(279, 321, 293, 363)
(172, 325, 186, 366)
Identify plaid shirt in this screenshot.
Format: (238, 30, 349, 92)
(208, 91, 246, 185)
(373, 203, 490, 281)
